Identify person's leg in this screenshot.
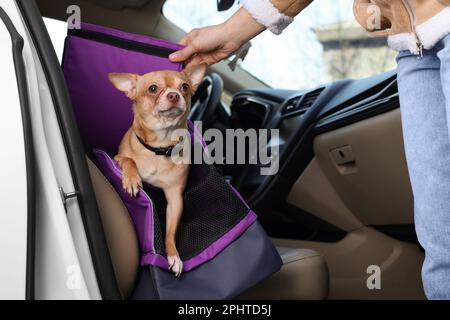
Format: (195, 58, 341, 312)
(397, 48, 450, 299)
(428, 34, 450, 299)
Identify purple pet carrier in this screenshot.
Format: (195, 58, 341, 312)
(62, 23, 282, 300)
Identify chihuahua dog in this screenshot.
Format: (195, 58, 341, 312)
(108, 63, 207, 277)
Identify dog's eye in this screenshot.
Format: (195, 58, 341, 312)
(149, 85, 158, 93)
(181, 83, 190, 93)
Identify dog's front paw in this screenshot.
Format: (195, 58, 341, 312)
(168, 255, 183, 277)
(122, 174, 142, 197)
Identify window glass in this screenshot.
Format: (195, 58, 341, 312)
(164, 0, 396, 90)
(43, 17, 67, 63)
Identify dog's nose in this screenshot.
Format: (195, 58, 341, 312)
(167, 92, 180, 103)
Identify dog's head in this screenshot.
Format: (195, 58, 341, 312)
(108, 63, 207, 129)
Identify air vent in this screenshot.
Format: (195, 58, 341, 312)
(282, 97, 300, 114)
(282, 87, 324, 117)
(301, 88, 324, 109)
(231, 96, 273, 129)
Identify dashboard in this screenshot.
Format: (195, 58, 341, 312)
(228, 70, 399, 215)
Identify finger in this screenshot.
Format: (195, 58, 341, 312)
(185, 53, 219, 68)
(185, 55, 206, 68)
(169, 45, 197, 62)
(179, 35, 190, 46)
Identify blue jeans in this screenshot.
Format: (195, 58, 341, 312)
(397, 34, 450, 299)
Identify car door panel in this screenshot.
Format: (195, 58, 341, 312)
(0, 6, 31, 300)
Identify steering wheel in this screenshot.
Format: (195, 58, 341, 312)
(189, 73, 223, 128)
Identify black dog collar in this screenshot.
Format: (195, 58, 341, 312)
(135, 133, 177, 157)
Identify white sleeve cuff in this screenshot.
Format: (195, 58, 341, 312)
(241, 0, 294, 35)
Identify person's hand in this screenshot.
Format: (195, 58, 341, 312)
(169, 8, 266, 67)
(169, 24, 241, 67)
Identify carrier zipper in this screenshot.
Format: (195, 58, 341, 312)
(68, 28, 177, 58)
(402, 0, 424, 58)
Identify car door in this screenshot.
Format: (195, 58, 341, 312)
(0, 0, 123, 300)
(0, 4, 34, 300)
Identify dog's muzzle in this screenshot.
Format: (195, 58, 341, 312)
(158, 106, 184, 118)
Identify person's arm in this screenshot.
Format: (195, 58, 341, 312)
(169, 7, 265, 66)
(169, 0, 313, 66)
(242, 0, 312, 34)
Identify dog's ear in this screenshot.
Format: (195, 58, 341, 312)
(108, 73, 139, 100)
(184, 63, 207, 92)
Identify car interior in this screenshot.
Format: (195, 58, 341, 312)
(31, 0, 426, 299)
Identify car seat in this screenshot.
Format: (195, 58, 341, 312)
(63, 22, 329, 299)
(87, 157, 329, 299)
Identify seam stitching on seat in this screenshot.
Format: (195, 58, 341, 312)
(283, 254, 322, 264)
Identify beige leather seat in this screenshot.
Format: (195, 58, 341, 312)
(87, 158, 329, 299)
(239, 248, 329, 299)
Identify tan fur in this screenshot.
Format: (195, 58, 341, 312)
(108, 64, 207, 276)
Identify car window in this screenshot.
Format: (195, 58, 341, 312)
(43, 17, 67, 63)
(163, 0, 397, 90)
